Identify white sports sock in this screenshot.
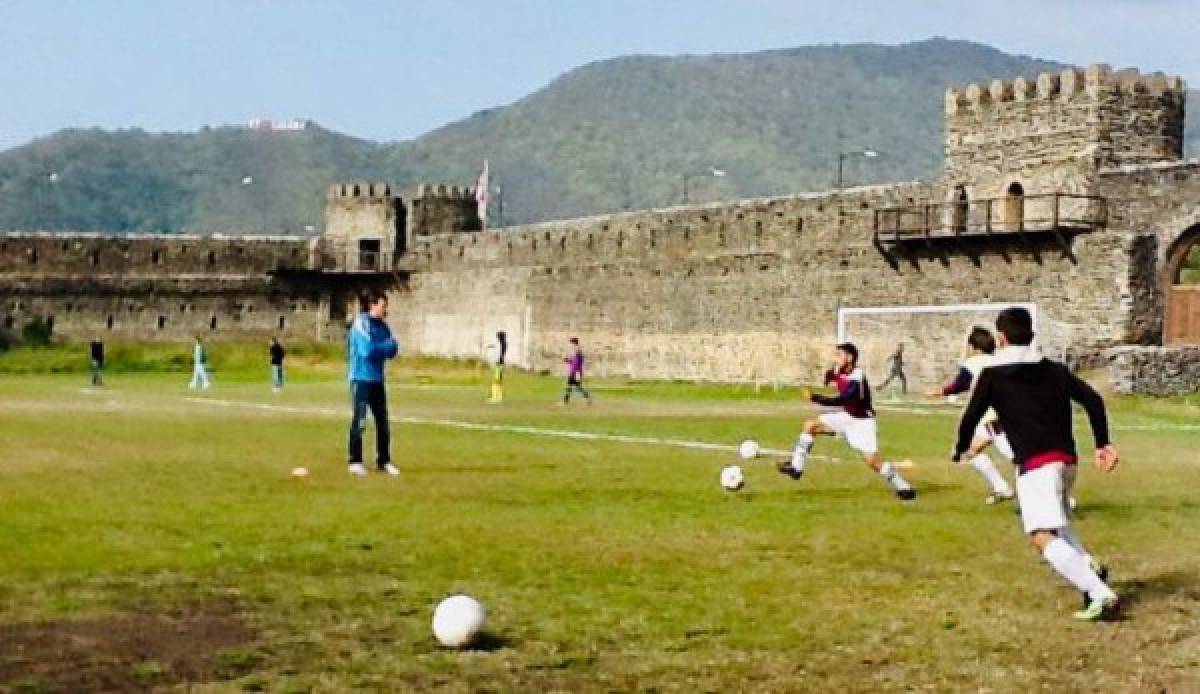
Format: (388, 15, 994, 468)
(969, 453, 1013, 495)
(879, 462, 912, 492)
(791, 433, 814, 472)
(1042, 537, 1114, 601)
(1058, 526, 1095, 567)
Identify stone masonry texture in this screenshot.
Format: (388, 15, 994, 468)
(2, 64, 1199, 394)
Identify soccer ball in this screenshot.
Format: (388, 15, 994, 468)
(720, 465, 745, 491)
(432, 594, 486, 648)
(738, 439, 760, 460)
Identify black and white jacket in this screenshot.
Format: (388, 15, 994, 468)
(954, 346, 1111, 475)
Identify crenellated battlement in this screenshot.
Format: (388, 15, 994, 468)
(945, 64, 1186, 115)
(327, 181, 394, 202)
(411, 183, 476, 202)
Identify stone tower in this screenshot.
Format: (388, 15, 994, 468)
(322, 182, 405, 271)
(407, 184, 482, 240)
(943, 65, 1186, 200)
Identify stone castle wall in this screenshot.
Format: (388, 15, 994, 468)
(395, 181, 1141, 388)
(0, 232, 324, 342)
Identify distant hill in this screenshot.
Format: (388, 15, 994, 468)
(0, 38, 1195, 232)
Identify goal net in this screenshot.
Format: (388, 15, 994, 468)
(835, 303, 1070, 395)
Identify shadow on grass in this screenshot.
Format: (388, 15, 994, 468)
(465, 630, 514, 652)
(1117, 570, 1200, 611)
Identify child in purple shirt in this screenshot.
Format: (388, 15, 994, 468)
(561, 337, 591, 404)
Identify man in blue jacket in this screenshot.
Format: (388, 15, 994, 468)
(347, 290, 400, 477)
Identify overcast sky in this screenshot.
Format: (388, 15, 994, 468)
(1, 0, 1196, 150)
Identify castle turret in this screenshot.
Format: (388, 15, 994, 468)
(407, 183, 482, 239)
(943, 65, 1186, 199)
(322, 182, 405, 272)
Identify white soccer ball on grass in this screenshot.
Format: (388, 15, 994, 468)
(720, 465, 745, 491)
(738, 439, 760, 460)
(432, 594, 486, 648)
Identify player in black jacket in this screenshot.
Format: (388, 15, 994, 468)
(955, 307, 1120, 620)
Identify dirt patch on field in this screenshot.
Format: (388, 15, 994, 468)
(0, 602, 257, 693)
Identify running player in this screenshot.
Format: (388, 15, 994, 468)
(561, 337, 591, 405)
(778, 343, 916, 501)
(926, 327, 1014, 504)
(955, 307, 1119, 620)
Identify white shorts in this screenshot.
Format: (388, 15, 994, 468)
(973, 421, 1015, 461)
(1016, 462, 1077, 534)
(818, 412, 878, 455)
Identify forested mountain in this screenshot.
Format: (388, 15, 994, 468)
(0, 38, 1194, 232)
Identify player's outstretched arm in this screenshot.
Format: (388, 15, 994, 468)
(1065, 368, 1115, 471)
(953, 371, 992, 461)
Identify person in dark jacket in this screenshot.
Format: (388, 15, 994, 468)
(269, 337, 286, 392)
(346, 290, 400, 477)
(955, 307, 1120, 621)
(89, 338, 105, 387)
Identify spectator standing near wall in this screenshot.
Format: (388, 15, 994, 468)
(189, 336, 212, 390)
(270, 337, 286, 392)
(88, 338, 105, 387)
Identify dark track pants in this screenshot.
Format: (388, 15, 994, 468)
(348, 380, 391, 465)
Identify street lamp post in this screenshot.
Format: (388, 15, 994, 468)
(682, 167, 727, 203)
(242, 175, 268, 232)
(835, 148, 879, 189)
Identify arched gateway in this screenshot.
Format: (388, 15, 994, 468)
(1165, 225, 1200, 345)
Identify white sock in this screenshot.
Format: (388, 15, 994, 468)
(969, 453, 1013, 496)
(791, 433, 814, 471)
(1042, 537, 1114, 601)
(1058, 526, 1095, 567)
(879, 462, 912, 492)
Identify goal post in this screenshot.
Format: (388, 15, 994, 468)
(834, 302, 1068, 393)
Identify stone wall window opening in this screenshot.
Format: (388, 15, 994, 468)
(207, 250, 217, 266)
(1005, 182, 1025, 232)
(4, 315, 13, 330)
(278, 315, 287, 331)
(152, 249, 162, 265)
(30, 248, 37, 264)
(946, 184, 969, 233)
(91, 251, 100, 266)
(46, 316, 54, 334)
(157, 315, 167, 330)
(357, 238, 381, 270)
(106, 315, 114, 330)
(210, 315, 218, 331)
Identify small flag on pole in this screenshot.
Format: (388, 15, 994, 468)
(475, 160, 490, 229)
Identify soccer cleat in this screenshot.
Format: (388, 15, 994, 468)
(1073, 594, 1118, 621)
(379, 463, 401, 476)
(348, 462, 368, 477)
(775, 459, 803, 480)
(896, 488, 917, 501)
(985, 490, 1015, 505)
(1081, 564, 1111, 609)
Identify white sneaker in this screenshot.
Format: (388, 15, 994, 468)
(379, 463, 400, 476)
(348, 463, 368, 477)
(985, 490, 1015, 505)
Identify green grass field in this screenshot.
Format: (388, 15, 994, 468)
(1, 352, 1199, 692)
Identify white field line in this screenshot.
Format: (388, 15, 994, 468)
(181, 397, 810, 460)
(875, 401, 1200, 432)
